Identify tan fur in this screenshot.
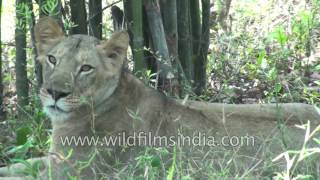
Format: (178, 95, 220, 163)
(1, 17, 319, 179)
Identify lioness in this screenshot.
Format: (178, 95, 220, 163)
(0, 17, 319, 179)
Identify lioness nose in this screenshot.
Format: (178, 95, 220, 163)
(47, 89, 70, 101)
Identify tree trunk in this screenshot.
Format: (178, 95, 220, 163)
(217, 0, 232, 32)
(123, 0, 132, 27)
(27, 0, 42, 89)
(160, 0, 186, 95)
(70, 0, 87, 34)
(123, 0, 145, 72)
(159, 0, 178, 59)
(16, 0, 29, 119)
(159, 1, 179, 73)
(0, 0, 3, 118)
(144, 0, 170, 66)
(177, 0, 194, 84)
(144, 0, 177, 92)
(194, 0, 210, 95)
(142, 7, 158, 74)
(190, 0, 201, 55)
(89, 0, 102, 39)
(190, 0, 203, 95)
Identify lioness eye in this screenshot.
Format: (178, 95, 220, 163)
(107, 53, 117, 59)
(47, 55, 57, 65)
(80, 65, 93, 72)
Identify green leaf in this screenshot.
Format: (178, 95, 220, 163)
(151, 156, 161, 168)
(257, 50, 267, 69)
(313, 138, 320, 145)
(267, 67, 277, 80)
(16, 127, 31, 145)
(166, 147, 176, 180)
(274, 83, 282, 93)
(269, 26, 288, 46)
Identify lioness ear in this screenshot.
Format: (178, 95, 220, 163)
(96, 31, 129, 61)
(35, 17, 65, 55)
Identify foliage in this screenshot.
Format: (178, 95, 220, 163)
(0, 0, 320, 179)
(40, 0, 59, 17)
(273, 121, 320, 179)
(207, 0, 320, 105)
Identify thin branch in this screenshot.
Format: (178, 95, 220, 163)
(2, 42, 32, 48)
(86, 0, 121, 24)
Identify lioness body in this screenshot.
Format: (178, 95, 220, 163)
(0, 17, 319, 179)
(47, 71, 320, 179)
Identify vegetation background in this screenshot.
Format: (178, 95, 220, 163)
(0, 0, 319, 179)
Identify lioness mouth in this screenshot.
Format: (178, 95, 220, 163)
(48, 105, 68, 113)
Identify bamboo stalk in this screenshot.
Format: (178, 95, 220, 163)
(144, 0, 176, 90)
(70, 0, 87, 34)
(131, 0, 145, 72)
(89, 0, 102, 39)
(177, 0, 194, 83)
(0, 0, 3, 117)
(15, 0, 29, 119)
(195, 0, 210, 95)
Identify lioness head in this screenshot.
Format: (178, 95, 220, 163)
(35, 17, 129, 121)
